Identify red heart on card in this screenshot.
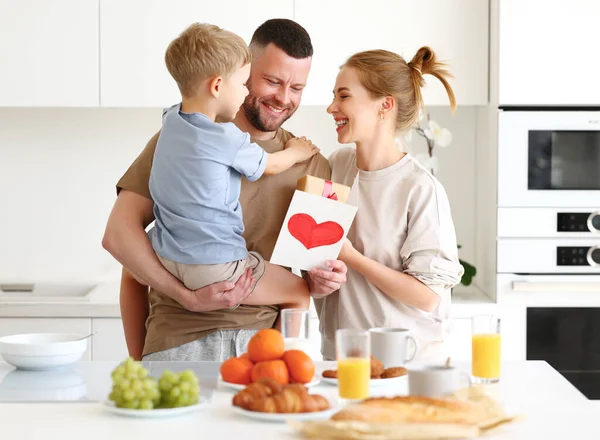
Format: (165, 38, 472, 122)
(287, 213, 344, 250)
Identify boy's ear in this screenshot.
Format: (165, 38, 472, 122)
(209, 76, 223, 98)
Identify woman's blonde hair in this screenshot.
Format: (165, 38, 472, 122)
(342, 47, 456, 132)
(165, 23, 251, 98)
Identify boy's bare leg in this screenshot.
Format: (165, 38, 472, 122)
(242, 262, 310, 330)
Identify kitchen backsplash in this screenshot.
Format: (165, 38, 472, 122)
(0, 106, 478, 283)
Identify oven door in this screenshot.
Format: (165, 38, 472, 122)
(498, 239, 600, 274)
(498, 111, 600, 208)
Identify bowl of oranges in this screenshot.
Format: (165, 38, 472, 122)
(219, 329, 320, 390)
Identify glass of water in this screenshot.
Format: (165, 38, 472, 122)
(280, 308, 311, 355)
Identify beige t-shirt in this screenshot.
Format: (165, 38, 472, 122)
(315, 147, 463, 360)
(116, 128, 331, 356)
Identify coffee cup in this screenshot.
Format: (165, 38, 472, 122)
(408, 365, 471, 397)
(369, 327, 418, 368)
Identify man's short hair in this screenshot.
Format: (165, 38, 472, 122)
(250, 18, 313, 59)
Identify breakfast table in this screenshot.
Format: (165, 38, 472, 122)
(1, 360, 599, 439)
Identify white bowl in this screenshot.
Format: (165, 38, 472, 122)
(0, 333, 88, 370)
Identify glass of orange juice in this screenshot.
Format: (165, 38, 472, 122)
(471, 314, 501, 383)
(335, 328, 370, 402)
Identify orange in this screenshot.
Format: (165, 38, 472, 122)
(247, 329, 285, 363)
(239, 352, 251, 361)
(251, 360, 290, 385)
(220, 357, 254, 385)
(282, 350, 315, 384)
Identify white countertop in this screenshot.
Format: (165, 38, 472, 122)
(0, 360, 598, 439)
(0, 280, 121, 318)
(0, 280, 498, 319)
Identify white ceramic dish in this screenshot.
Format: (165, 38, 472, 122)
(218, 376, 321, 391)
(231, 404, 338, 423)
(320, 373, 408, 388)
(0, 333, 88, 371)
(102, 398, 207, 418)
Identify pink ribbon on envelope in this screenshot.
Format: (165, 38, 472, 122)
(322, 180, 338, 201)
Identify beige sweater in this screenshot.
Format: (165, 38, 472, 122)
(315, 147, 463, 360)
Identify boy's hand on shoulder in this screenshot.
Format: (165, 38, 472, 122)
(285, 136, 320, 162)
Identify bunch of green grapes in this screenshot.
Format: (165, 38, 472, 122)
(109, 357, 160, 410)
(157, 369, 200, 408)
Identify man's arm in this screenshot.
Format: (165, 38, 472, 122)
(119, 267, 150, 360)
(102, 190, 255, 311)
(303, 260, 348, 298)
(102, 190, 193, 305)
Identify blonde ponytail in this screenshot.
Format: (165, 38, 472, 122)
(408, 46, 456, 114)
(343, 47, 456, 133)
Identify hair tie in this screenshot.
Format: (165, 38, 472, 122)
(412, 66, 422, 76)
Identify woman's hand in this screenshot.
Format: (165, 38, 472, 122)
(338, 238, 358, 264)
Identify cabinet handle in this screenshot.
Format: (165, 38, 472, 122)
(511, 281, 600, 292)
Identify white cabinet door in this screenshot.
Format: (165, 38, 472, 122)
(100, 0, 294, 107)
(0, 318, 92, 361)
(91, 318, 129, 362)
(294, 0, 488, 106)
(0, 0, 99, 107)
(499, 0, 600, 105)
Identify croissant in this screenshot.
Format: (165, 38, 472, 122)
(248, 385, 330, 413)
(232, 378, 283, 409)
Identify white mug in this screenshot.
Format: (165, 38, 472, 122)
(369, 327, 418, 368)
(408, 365, 471, 397)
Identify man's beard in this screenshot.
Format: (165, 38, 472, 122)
(242, 93, 295, 133)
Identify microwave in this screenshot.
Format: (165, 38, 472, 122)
(498, 110, 600, 209)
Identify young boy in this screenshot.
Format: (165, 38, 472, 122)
(148, 23, 317, 313)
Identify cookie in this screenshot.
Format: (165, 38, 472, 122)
(370, 356, 385, 377)
(322, 369, 338, 379)
(381, 367, 408, 378)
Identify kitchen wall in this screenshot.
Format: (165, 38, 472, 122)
(0, 106, 484, 290)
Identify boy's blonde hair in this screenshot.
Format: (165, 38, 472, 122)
(165, 23, 251, 98)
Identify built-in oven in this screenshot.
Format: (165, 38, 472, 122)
(498, 110, 600, 208)
(498, 109, 600, 398)
(497, 238, 600, 399)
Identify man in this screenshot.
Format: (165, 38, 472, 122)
(102, 18, 347, 361)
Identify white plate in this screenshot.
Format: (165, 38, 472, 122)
(101, 398, 207, 418)
(320, 373, 408, 388)
(231, 404, 338, 423)
(218, 376, 321, 391)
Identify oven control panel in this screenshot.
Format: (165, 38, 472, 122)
(557, 246, 600, 266)
(558, 212, 600, 233)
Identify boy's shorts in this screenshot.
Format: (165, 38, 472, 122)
(157, 252, 266, 310)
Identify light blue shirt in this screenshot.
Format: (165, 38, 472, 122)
(148, 104, 267, 264)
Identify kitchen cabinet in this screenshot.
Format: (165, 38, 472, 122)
(91, 318, 128, 361)
(499, 0, 600, 105)
(99, 0, 294, 107)
(0, 0, 99, 107)
(0, 318, 92, 361)
(294, 0, 489, 106)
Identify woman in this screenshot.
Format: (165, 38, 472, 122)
(315, 47, 463, 362)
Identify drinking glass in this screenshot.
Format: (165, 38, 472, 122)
(280, 308, 311, 355)
(335, 328, 370, 402)
(471, 314, 501, 383)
